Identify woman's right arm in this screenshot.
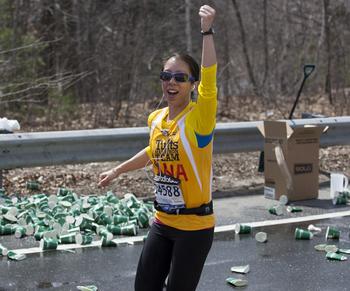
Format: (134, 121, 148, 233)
(98, 147, 150, 187)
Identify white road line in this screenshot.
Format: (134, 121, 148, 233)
(215, 210, 350, 233)
(11, 236, 146, 255)
(9, 210, 350, 256)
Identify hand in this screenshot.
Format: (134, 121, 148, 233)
(98, 168, 119, 187)
(199, 5, 216, 32)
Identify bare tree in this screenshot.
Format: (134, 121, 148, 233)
(231, 0, 260, 96)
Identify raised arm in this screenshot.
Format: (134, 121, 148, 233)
(199, 5, 217, 68)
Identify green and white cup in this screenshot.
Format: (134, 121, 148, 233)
(279, 195, 288, 206)
(234, 223, 251, 234)
(0, 225, 14, 235)
(43, 230, 58, 240)
(295, 228, 313, 240)
(75, 214, 94, 230)
(326, 252, 347, 261)
(106, 224, 122, 235)
(338, 248, 350, 254)
(65, 215, 75, 225)
(113, 215, 129, 225)
(59, 233, 76, 244)
(75, 233, 93, 245)
(14, 226, 26, 239)
(7, 251, 26, 261)
(101, 237, 117, 247)
(96, 226, 113, 241)
(7, 207, 18, 216)
(136, 209, 149, 228)
(255, 232, 268, 243)
(57, 187, 71, 196)
(34, 231, 45, 241)
(107, 224, 137, 236)
(40, 237, 59, 250)
(332, 191, 348, 205)
(226, 277, 248, 287)
(48, 195, 58, 209)
(103, 206, 113, 217)
(3, 213, 17, 223)
(120, 224, 138, 236)
(268, 205, 283, 216)
(325, 226, 340, 240)
(97, 212, 112, 225)
(26, 181, 40, 191)
(0, 243, 8, 256)
(25, 223, 34, 236)
(287, 206, 303, 213)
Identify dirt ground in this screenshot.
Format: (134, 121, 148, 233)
(2, 94, 349, 198)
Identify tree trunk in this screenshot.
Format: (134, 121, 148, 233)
(323, 0, 333, 104)
(185, 0, 192, 55)
(262, 0, 269, 87)
(231, 0, 260, 96)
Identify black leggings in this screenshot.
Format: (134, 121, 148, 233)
(135, 222, 214, 291)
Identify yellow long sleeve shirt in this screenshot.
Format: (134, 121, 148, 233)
(145, 64, 217, 230)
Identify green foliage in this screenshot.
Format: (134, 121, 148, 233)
(49, 88, 78, 114)
(0, 27, 12, 51)
(0, 25, 46, 107)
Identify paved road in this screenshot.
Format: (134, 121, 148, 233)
(1, 183, 350, 291)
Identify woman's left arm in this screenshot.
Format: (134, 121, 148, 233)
(200, 5, 217, 68)
(186, 5, 217, 146)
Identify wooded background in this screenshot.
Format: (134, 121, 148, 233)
(1, 0, 349, 127)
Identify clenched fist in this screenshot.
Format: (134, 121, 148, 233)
(199, 5, 216, 32)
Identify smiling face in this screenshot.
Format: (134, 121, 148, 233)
(161, 57, 195, 110)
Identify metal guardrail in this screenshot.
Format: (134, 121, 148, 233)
(0, 116, 349, 170)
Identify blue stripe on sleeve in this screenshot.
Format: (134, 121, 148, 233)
(195, 130, 214, 148)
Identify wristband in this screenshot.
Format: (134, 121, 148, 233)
(201, 28, 215, 36)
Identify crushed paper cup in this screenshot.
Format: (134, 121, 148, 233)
(324, 245, 338, 253)
(338, 249, 350, 255)
(230, 264, 250, 274)
(314, 244, 327, 252)
(326, 252, 347, 261)
(7, 251, 26, 261)
(234, 224, 251, 234)
(226, 277, 248, 287)
(76, 285, 98, 291)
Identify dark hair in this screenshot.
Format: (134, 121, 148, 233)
(163, 53, 200, 83)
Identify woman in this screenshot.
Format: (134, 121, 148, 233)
(98, 5, 217, 291)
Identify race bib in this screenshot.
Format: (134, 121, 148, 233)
(154, 174, 185, 212)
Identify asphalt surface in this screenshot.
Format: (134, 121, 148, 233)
(1, 182, 350, 291)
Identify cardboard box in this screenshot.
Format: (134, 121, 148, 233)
(258, 121, 326, 201)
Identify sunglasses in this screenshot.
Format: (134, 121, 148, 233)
(160, 71, 195, 83)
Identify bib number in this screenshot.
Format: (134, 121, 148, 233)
(154, 174, 185, 211)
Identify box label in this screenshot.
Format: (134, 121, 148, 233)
(294, 163, 313, 175)
(264, 186, 275, 200)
